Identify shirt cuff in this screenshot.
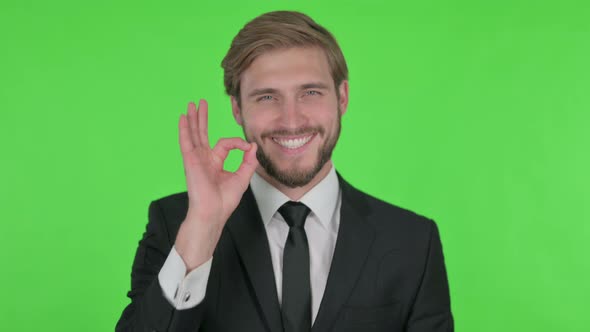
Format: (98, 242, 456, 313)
(158, 246, 213, 310)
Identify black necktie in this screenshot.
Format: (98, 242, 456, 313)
(278, 201, 312, 332)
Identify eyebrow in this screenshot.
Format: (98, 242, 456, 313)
(246, 82, 331, 98)
(247, 88, 279, 98)
(300, 82, 330, 90)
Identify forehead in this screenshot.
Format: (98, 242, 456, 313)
(240, 47, 333, 93)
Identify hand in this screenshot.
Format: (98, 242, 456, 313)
(175, 99, 258, 269)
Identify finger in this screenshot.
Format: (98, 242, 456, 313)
(235, 142, 259, 183)
(197, 99, 210, 148)
(187, 101, 202, 147)
(211, 137, 251, 162)
(178, 114, 194, 154)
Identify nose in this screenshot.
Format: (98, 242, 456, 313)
(279, 99, 306, 129)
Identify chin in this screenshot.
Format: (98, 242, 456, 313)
(261, 157, 326, 188)
(255, 135, 335, 188)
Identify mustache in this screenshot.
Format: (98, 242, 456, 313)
(261, 126, 325, 139)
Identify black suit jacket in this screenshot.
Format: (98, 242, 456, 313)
(117, 174, 453, 332)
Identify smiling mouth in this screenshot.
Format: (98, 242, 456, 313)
(272, 134, 315, 149)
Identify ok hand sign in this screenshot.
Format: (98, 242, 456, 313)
(176, 99, 258, 270)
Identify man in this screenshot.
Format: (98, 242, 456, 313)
(117, 11, 453, 332)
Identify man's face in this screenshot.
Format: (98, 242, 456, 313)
(232, 47, 349, 188)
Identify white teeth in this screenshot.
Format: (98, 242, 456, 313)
(273, 135, 313, 149)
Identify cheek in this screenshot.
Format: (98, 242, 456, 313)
(316, 109, 340, 128)
(312, 96, 340, 119)
(245, 114, 287, 139)
(242, 116, 268, 139)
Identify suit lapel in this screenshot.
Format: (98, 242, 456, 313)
(226, 187, 283, 332)
(312, 175, 376, 332)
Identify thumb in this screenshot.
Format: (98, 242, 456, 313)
(235, 143, 259, 185)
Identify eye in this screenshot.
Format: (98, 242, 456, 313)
(305, 90, 321, 96)
(257, 95, 274, 102)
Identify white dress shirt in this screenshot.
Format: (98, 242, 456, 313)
(158, 166, 341, 323)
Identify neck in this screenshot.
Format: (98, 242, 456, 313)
(255, 160, 333, 201)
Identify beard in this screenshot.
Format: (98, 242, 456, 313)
(243, 111, 342, 188)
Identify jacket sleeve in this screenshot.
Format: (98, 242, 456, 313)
(406, 221, 454, 332)
(115, 200, 209, 332)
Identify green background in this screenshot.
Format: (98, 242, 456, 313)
(1, 0, 588, 330)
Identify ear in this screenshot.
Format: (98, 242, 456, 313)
(230, 95, 243, 126)
(337, 80, 349, 116)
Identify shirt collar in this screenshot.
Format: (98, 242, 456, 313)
(250, 165, 340, 230)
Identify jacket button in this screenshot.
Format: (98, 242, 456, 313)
(184, 292, 191, 302)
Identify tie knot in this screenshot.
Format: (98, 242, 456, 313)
(278, 201, 311, 228)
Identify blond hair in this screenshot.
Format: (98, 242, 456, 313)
(221, 11, 348, 103)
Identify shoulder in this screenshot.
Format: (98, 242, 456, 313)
(151, 191, 189, 212)
(340, 177, 438, 246)
(346, 184, 442, 262)
(358, 187, 434, 228)
(148, 191, 189, 232)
